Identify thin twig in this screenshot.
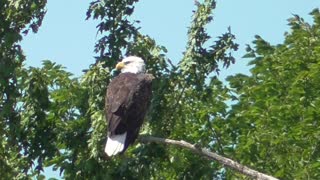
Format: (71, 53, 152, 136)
(167, 58, 176, 70)
(138, 135, 279, 180)
(206, 117, 225, 155)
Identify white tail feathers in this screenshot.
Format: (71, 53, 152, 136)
(105, 132, 127, 156)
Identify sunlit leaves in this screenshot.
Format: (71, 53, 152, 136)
(226, 9, 320, 179)
(82, 62, 110, 160)
(180, 0, 238, 87)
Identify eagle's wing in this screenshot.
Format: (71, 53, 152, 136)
(105, 73, 153, 156)
(105, 73, 153, 136)
(106, 73, 133, 135)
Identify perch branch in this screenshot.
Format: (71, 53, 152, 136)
(138, 135, 278, 180)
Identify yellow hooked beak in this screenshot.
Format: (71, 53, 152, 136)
(115, 62, 125, 70)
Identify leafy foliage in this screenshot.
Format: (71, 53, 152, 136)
(0, 0, 47, 179)
(226, 9, 320, 179)
(2, 0, 320, 179)
(86, 0, 139, 66)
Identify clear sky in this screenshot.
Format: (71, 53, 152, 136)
(19, 0, 320, 178)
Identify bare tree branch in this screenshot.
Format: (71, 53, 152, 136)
(138, 135, 279, 180)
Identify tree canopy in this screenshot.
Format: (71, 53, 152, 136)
(1, 0, 320, 179)
(227, 10, 320, 179)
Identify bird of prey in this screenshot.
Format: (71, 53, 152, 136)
(105, 56, 153, 156)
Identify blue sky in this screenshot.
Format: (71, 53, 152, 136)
(20, 0, 319, 178)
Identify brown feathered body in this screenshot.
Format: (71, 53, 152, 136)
(105, 72, 153, 154)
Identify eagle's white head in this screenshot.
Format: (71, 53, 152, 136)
(116, 56, 146, 74)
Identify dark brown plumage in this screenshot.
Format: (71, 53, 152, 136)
(105, 72, 153, 154)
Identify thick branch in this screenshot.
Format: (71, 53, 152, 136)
(138, 135, 278, 180)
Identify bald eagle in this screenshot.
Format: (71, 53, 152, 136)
(105, 56, 153, 156)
